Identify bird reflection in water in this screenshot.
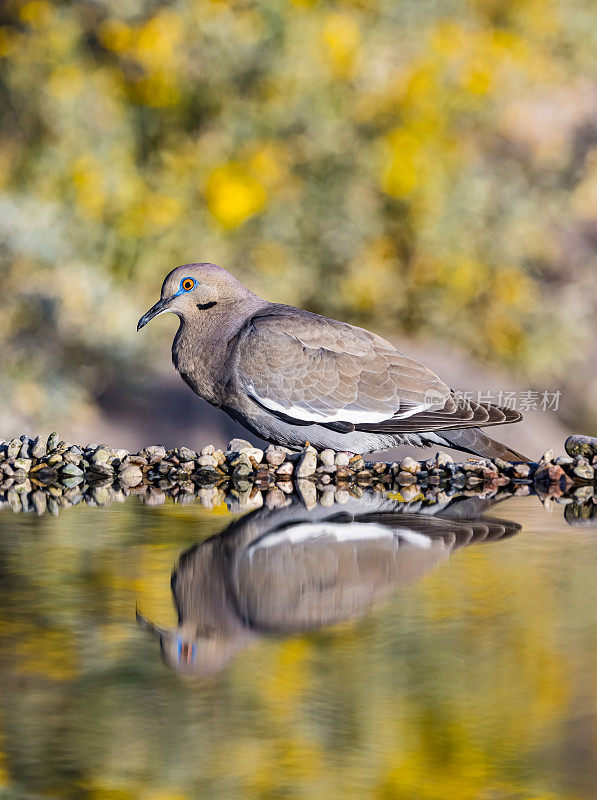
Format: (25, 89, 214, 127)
(136, 494, 520, 675)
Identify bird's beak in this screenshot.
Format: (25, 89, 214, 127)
(135, 606, 168, 640)
(137, 297, 171, 331)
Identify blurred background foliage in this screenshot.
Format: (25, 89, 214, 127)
(0, 0, 596, 435)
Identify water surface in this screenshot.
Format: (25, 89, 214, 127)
(1, 490, 596, 799)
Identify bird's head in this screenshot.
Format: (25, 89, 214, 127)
(136, 608, 251, 677)
(137, 262, 254, 331)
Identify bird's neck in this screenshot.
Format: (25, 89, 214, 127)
(173, 296, 267, 405)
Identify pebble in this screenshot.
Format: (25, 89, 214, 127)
(119, 465, 143, 487)
(573, 461, 595, 481)
(436, 452, 454, 467)
(7, 439, 20, 459)
(335, 452, 351, 466)
(61, 463, 83, 477)
(91, 447, 112, 464)
(296, 446, 318, 478)
(396, 471, 417, 486)
(320, 449, 335, 467)
(513, 463, 531, 478)
(265, 445, 287, 466)
(46, 432, 59, 451)
(175, 446, 196, 462)
(197, 454, 218, 468)
(400, 457, 421, 474)
(296, 478, 317, 509)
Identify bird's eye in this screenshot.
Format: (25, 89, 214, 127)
(181, 277, 195, 292)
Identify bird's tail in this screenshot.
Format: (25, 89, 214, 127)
(432, 427, 532, 463)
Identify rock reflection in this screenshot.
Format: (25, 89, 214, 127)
(137, 493, 520, 675)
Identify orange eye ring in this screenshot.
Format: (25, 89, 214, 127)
(181, 278, 195, 292)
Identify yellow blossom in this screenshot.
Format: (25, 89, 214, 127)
(205, 163, 267, 228)
(321, 12, 361, 79)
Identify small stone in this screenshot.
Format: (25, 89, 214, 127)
(144, 445, 167, 463)
(92, 486, 112, 506)
(88, 463, 113, 476)
(335, 452, 351, 466)
(296, 446, 317, 478)
(276, 461, 294, 476)
(226, 438, 254, 453)
(541, 449, 555, 464)
(19, 438, 32, 459)
(317, 464, 336, 475)
(565, 435, 597, 459)
(320, 449, 335, 467)
(212, 449, 225, 465)
(265, 488, 286, 508)
(555, 456, 574, 467)
(7, 439, 20, 459)
(12, 469, 28, 484)
(494, 458, 513, 472)
(47, 498, 59, 516)
(127, 455, 148, 466)
(547, 464, 567, 484)
(436, 452, 454, 467)
(91, 447, 112, 464)
(230, 452, 253, 470)
(13, 458, 32, 472)
(47, 454, 64, 467)
(199, 445, 214, 457)
(277, 481, 293, 493)
(396, 471, 416, 486)
(177, 446, 196, 461)
(464, 460, 486, 474)
(335, 489, 350, 504)
(265, 445, 287, 466)
(113, 448, 129, 461)
(335, 466, 352, 479)
(400, 456, 421, 474)
(349, 456, 365, 471)
(573, 462, 594, 481)
(513, 463, 531, 478)
(400, 485, 420, 502)
(62, 476, 83, 489)
(31, 490, 47, 516)
(198, 454, 217, 468)
(320, 488, 335, 507)
(63, 451, 82, 464)
(46, 432, 59, 451)
(296, 478, 317, 509)
(119, 465, 143, 487)
(61, 463, 83, 477)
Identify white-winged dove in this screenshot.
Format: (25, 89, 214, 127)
(136, 492, 521, 674)
(137, 263, 529, 461)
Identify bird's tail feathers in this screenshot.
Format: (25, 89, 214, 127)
(431, 427, 532, 463)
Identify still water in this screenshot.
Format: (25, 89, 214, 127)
(1, 489, 597, 800)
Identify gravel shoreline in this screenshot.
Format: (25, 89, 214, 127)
(0, 433, 596, 521)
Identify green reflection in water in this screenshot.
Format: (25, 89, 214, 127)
(0, 495, 596, 800)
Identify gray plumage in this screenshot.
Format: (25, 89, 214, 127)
(137, 262, 529, 461)
(136, 492, 521, 675)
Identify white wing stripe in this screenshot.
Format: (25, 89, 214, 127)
(247, 385, 391, 424)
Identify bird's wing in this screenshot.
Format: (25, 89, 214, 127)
(235, 307, 451, 427)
